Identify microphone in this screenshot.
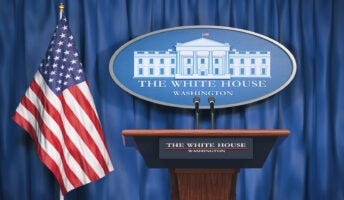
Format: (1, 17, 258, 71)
(193, 97, 200, 129)
(208, 97, 215, 129)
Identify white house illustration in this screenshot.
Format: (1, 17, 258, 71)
(133, 37, 270, 79)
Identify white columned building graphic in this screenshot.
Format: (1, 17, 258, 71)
(133, 36, 270, 79)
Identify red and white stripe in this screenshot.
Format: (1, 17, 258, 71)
(13, 72, 114, 194)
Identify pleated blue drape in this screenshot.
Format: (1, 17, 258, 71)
(1, 0, 343, 199)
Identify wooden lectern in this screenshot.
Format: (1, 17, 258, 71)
(122, 129, 289, 200)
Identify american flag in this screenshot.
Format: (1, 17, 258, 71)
(12, 14, 114, 195)
(202, 32, 210, 37)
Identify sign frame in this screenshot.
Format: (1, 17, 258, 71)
(109, 26, 297, 109)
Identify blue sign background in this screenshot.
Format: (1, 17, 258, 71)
(110, 26, 296, 109)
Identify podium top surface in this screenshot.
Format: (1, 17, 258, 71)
(122, 129, 290, 137)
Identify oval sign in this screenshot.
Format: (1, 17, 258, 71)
(109, 26, 296, 109)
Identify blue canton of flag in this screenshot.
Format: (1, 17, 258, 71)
(39, 16, 86, 95)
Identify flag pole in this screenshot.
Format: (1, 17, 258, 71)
(59, 2, 64, 20)
(58, 3, 65, 200)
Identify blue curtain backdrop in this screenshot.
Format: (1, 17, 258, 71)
(1, 0, 343, 199)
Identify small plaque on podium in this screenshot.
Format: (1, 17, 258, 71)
(159, 137, 253, 159)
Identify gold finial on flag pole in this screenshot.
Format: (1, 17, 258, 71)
(59, 2, 65, 12)
(59, 2, 64, 20)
